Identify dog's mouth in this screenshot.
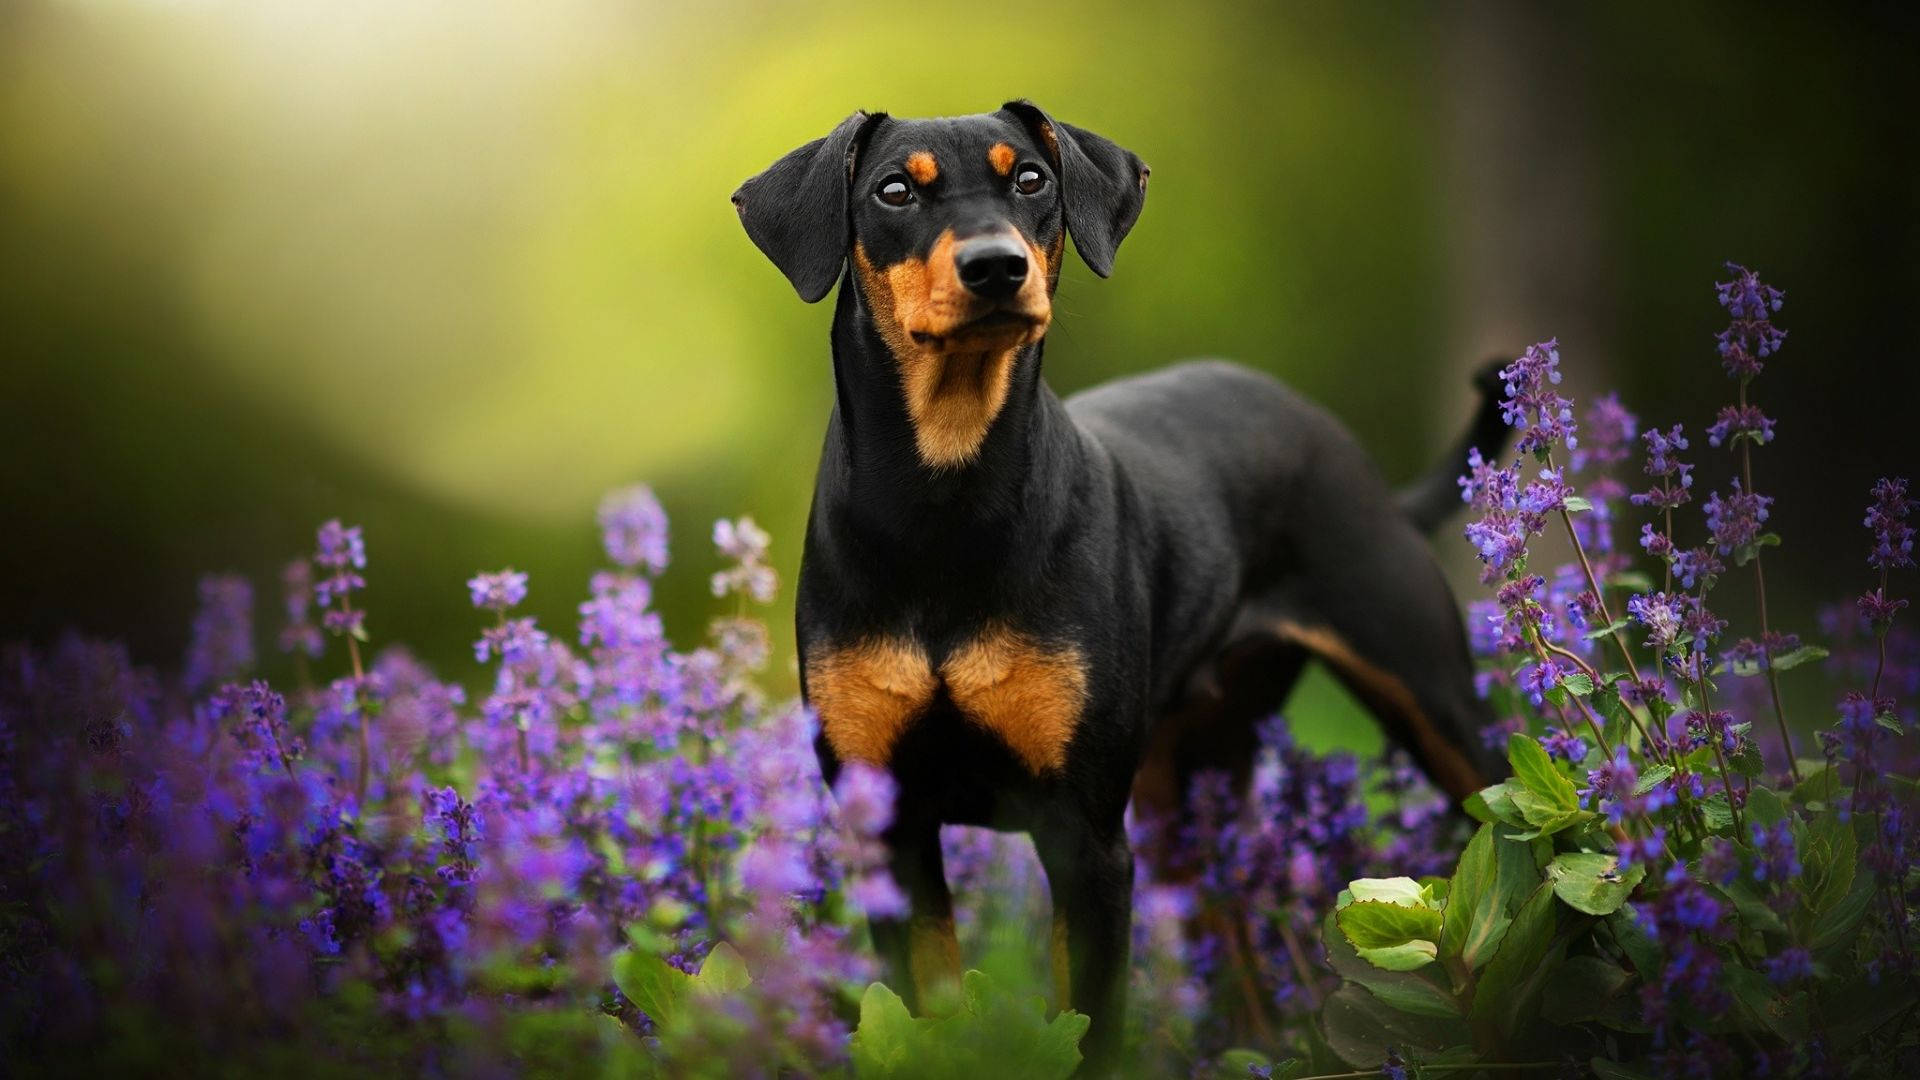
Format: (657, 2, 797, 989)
(908, 306, 1050, 350)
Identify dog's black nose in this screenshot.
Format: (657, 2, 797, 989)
(954, 234, 1029, 300)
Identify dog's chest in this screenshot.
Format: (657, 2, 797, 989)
(805, 626, 1086, 776)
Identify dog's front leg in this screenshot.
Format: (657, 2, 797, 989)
(869, 820, 962, 1015)
(1033, 811, 1133, 1075)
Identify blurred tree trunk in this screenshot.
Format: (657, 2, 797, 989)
(1438, 1, 1610, 400)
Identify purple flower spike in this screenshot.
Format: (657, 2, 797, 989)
(599, 485, 670, 575)
(467, 569, 529, 612)
(1714, 263, 1787, 378)
(185, 574, 255, 691)
(1498, 339, 1580, 457)
(1704, 481, 1772, 556)
(1865, 477, 1914, 572)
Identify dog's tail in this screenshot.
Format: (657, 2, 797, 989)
(1397, 358, 1512, 536)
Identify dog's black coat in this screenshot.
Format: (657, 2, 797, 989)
(734, 103, 1505, 1069)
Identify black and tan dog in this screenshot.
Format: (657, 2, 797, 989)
(734, 102, 1506, 1067)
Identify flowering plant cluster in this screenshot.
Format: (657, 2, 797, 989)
(2, 264, 1913, 1079)
(1316, 264, 1919, 1079)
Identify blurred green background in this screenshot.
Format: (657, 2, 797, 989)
(4, 1, 1915, 747)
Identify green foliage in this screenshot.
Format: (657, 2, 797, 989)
(850, 972, 1089, 1080)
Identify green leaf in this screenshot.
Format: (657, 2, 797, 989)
(1810, 868, 1877, 954)
(1508, 733, 1579, 812)
(1799, 812, 1859, 917)
(1876, 711, 1906, 735)
(1540, 955, 1635, 1027)
(1354, 940, 1438, 971)
(1323, 911, 1463, 1019)
(1590, 1058, 1661, 1080)
(1562, 495, 1593, 512)
(1465, 782, 1526, 827)
(850, 982, 922, 1079)
(612, 949, 691, 1031)
(852, 972, 1090, 1080)
(1439, 825, 1493, 963)
(1633, 764, 1674, 796)
(1607, 570, 1656, 593)
(1605, 904, 1660, 980)
(1468, 883, 1564, 1039)
(1346, 877, 1437, 908)
(1449, 825, 1541, 973)
(1561, 671, 1596, 696)
(1744, 786, 1787, 829)
(1699, 793, 1735, 833)
(1210, 1050, 1298, 1080)
(1726, 964, 1804, 1040)
(1768, 644, 1828, 672)
(1584, 618, 1631, 640)
(1319, 984, 1464, 1070)
(1336, 900, 1442, 952)
(694, 941, 751, 995)
(1546, 852, 1647, 916)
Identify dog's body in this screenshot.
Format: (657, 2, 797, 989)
(735, 103, 1503, 1068)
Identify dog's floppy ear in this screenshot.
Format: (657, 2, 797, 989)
(732, 111, 885, 303)
(1000, 100, 1148, 278)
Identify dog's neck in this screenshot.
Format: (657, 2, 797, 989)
(816, 270, 1081, 544)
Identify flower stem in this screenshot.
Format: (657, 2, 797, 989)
(1736, 380, 1799, 781)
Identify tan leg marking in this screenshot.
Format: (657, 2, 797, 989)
(942, 625, 1086, 776)
(853, 235, 1054, 468)
(908, 913, 963, 1014)
(1271, 621, 1486, 800)
(805, 638, 937, 766)
(987, 142, 1016, 176)
(905, 151, 939, 186)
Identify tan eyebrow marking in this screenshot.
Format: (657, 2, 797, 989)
(987, 143, 1016, 176)
(905, 151, 939, 185)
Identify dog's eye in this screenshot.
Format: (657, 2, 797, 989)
(1014, 166, 1048, 196)
(875, 176, 914, 207)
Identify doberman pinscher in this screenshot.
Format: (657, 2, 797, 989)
(733, 101, 1507, 1069)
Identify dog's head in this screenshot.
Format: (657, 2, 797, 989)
(734, 103, 1147, 467)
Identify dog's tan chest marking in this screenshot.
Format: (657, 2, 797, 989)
(941, 626, 1087, 776)
(806, 638, 938, 767)
(806, 628, 1087, 775)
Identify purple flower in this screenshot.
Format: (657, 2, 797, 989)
(1859, 587, 1909, 627)
(1714, 263, 1787, 378)
(466, 569, 529, 612)
(1572, 392, 1637, 473)
(1865, 477, 1914, 572)
(1749, 820, 1799, 883)
(833, 763, 897, 837)
(599, 486, 669, 575)
(711, 515, 779, 604)
(1498, 339, 1579, 457)
(1629, 592, 1683, 650)
(1764, 946, 1815, 985)
(184, 574, 254, 691)
(1631, 425, 1694, 510)
(1540, 726, 1589, 764)
(1704, 481, 1771, 556)
(1582, 745, 1637, 807)
(1618, 826, 1666, 872)
(1518, 659, 1569, 705)
(1706, 403, 1775, 449)
(278, 559, 324, 659)
(1459, 446, 1520, 511)
(315, 519, 367, 571)
(1669, 546, 1724, 591)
